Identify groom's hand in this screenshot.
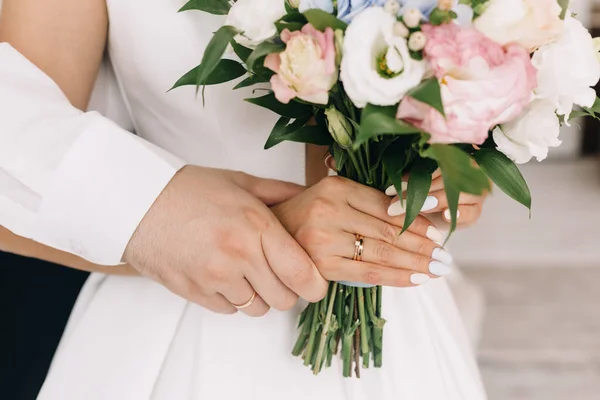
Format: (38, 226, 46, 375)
(124, 166, 327, 316)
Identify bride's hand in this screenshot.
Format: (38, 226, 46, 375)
(385, 169, 489, 227)
(271, 176, 454, 288)
(124, 166, 328, 317)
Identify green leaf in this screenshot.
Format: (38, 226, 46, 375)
(355, 105, 421, 147)
(332, 143, 349, 172)
(265, 117, 332, 149)
(443, 181, 460, 236)
(245, 93, 312, 118)
(196, 25, 241, 87)
(280, 12, 309, 23)
(407, 78, 445, 117)
(233, 74, 270, 90)
(474, 148, 531, 210)
(382, 138, 414, 208)
(230, 41, 253, 63)
(275, 21, 305, 33)
(402, 162, 433, 234)
(246, 41, 285, 73)
(171, 59, 246, 90)
(584, 96, 600, 114)
(303, 9, 347, 31)
(424, 144, 490, 195)
(558, 0, 569, 19)
(178, 0, 230, 14)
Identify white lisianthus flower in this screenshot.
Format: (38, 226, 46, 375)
(474, 0, 563, 52)
(340, 7, 426, 108)
(225, 0, 286, 48)
(533, 14, 600, 120)
(493, 100, 561, 164)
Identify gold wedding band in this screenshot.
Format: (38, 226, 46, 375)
(232, 291, 257, 310)
(353, 234, 364, 262)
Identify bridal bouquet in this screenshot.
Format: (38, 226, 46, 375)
(174, 0, 600, 377)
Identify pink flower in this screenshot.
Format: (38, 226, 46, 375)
(397, 24, 537, 144)
(264, 24, 337, 105)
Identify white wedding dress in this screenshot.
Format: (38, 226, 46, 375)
(0, 1, 485, 399)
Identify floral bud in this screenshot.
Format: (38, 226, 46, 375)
(393, 21, 410, 38)
(288, 0, 301, 8)
(403, 8, 422, 28)
(437, 0, 453, 11)
(325, 107, 353, 148)
(408, 31, 426, 52)
(384, 0, 400, 15)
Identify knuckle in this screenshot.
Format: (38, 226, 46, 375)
(417, 240, 433, 257)
(363, 268, 382, 286)
(411, 254, 427, 272)
(306, 197, 335, 220)
(379, 223, 399, 244)
(242, 206, 271, 231)
(320, 175, 346, 192)
(374, 242, 393, 265)
(275, 293, 299, 311)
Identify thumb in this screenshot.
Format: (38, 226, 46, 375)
(236, 174, 305, 206)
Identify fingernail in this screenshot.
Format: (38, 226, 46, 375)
(385, 182, 408, 196)
(443, 209, 461, 220)
(387, 200, 406, 216)
(410, 273, 430, 285)
(429, 261, 452, 276)
(421, 196, 438, 211)
(426, 226, 444, 243)
(432, 248, 453, 265)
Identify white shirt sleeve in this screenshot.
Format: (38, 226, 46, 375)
(0, 43, 186, 265)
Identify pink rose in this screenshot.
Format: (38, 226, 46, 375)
(265, 24, 337, 105)
(397, 24, 537, 144)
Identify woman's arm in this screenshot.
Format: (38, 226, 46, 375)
(0, 227, 138, 275)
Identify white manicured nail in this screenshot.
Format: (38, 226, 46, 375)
(388, 200, 406, 216)
(432, 248, 453, 265)
(426, 226, 444, 243)
(410, 273, 430, 285)
(443, 209, 460, 220)
(385, 182, 408, 196)
(429, 261, 451, 276)
(421, 196, 438, 211)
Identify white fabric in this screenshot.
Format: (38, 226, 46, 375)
(0, 44, 185, 265)
(0, 0, 485, 398)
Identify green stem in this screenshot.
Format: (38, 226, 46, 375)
(347, 151, 367, 183)
(292, 303, 314, 356)
(313, 282, 338, 375)
(357, 288, 370, 362)
(303, 301, 320, 367)
(376, 285, 383, 319)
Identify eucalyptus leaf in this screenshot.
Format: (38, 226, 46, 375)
(355, 105, 421, 148)
(474, 148, 531, 210)
(303, 9, 347, 31)
(402, 162, 433, 233)
(424, 144, 490, 195)
(178, 0, 230, 14)
(196, 26, 241, 87)
(246, 41, 285, 72)
(407, 78, 445, 117)
(245, 93, 312, 118)
(171, 59, 246, 90)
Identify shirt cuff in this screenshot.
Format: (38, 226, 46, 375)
(33, 115, 186, 266)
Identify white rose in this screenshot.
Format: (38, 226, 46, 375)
(493, 100, 561, 164)
(225, 0, 287, 48)
(340, 7, 426, 108)
(533, 14, 600, 120)
(474, 0, 563, 51)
